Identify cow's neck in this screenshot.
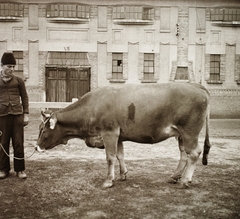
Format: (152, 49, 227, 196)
(56, 107, 89, 138)
(56, 103, 87, 125)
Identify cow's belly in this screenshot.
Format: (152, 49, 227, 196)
(119, 135, 168, 144)
(119, 125, 179, 144)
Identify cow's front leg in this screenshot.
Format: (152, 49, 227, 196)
(101, 128, 120, 188)
(116, 141, 128, 181)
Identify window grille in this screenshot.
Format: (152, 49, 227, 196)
(78, 5, 90, 18)
(13, 51, 24, 78)
(46, 4, 90, 18)
(113, 6, 125, 19)
(210, 55, 220, 81)
(224, 8, 240, 21)
(125, 6, 141, 19)
(143, 53, 154, 80)
(112, 53, 123, 79)
(113, 6, 154, 20)
(143, 7, 154, 20)
(210, 8, 240, 21)
(0, 3, 23, 17)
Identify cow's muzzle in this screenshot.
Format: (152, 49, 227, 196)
(35, 145, 45, 152)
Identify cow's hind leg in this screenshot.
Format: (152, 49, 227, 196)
(167, 137, 187, 184)
(101, 128, 120, 188)
(179, 138, 202, 188)
(116, 141, 128, 181)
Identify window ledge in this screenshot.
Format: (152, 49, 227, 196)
(141, 79, 158, 83)
(109, 79, 126, 83)
(174, 80, 190, 83)
(46, 17, 89, 24)
(0, 16, 23, 22)
(113, 19, 153, 25)
(207, 80, 223, 84)
(160, 30, 170, 33)
(211, 21, 240, 27)
(28, 26, 39, 30)
(98, 28, 108, 32)
(196, 30, 206, 33)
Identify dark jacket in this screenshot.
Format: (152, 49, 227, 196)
(0, 75, 29, 116)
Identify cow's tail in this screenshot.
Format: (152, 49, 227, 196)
(202, 106, 211, 165)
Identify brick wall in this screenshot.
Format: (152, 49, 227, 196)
(88, 52, 98, 89)
(177, 6, 189, 66)
(26, 51, 47, 102)
(209, 90, 240, 118)
(235, 55, 240, 81)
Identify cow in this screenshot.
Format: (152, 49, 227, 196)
(36, 83, 211, 189)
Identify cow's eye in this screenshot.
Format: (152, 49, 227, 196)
(42, 131, 48, 138)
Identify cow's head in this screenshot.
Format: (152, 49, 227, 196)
(36, 110, 68, 151)
(36, 110, 105, 152)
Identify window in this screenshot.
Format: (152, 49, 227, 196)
(112, 53, 123, 79)
(143, 7, 154, 20)
(224, 8, 240, 21)
(210, 8, 240, 21)
(125, 6, 141, 19)
(78, 5, 90, 18)
(210, 55, 220, 81)
(46, 4, 90, 19)
(144, 53, 154, 80)
(113, 6, 154, 20)
(13, 51, 24, 78)
(113, 6, 124, 19)
(175, 67, 189, 80)
(0, 3, 23, 17)
(210, 8, 224, 21)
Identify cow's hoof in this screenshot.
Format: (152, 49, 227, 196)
(102, 180, 114, 188)
(118, 171, 128, 181)
(120, 174, 127, 181)
(118, 174, 127, 181)
(166, 177, 178, 184)
(178, 182, 189, 189)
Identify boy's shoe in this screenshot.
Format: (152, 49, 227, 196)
(0, 171, 9, 179)
(16, 171, 27, 179)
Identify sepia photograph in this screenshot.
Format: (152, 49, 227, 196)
(0, 0, 239, 218)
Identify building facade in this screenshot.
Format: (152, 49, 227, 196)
(0, 0, 240, 118)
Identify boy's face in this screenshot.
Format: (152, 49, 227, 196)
(1, 64, 15, 77)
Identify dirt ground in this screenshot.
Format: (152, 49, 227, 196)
(0, 115, 240, 219)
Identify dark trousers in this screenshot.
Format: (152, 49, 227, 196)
(0, 114, 25, 173)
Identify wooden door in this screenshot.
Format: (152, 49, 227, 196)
(46, 68, 67, 102)
(46, 67, 90, 102)
(68, 68, 90, 101)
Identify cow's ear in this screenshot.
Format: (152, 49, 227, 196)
(49, 114, 57, 130)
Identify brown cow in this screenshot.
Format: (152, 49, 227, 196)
(37, 83, 211, 188)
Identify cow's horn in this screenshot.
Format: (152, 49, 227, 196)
(41, 110, 52, 118)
